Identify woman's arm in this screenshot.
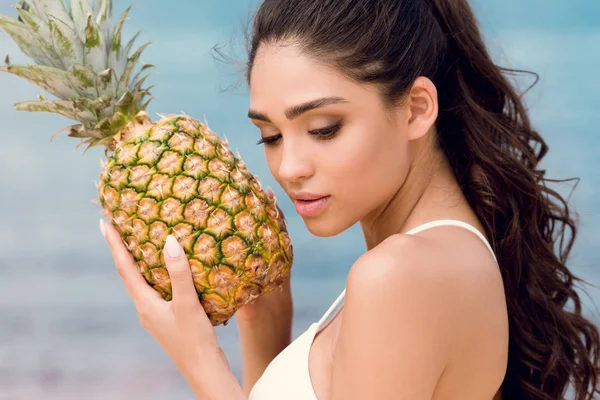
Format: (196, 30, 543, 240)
(185, 347, 246, 400)
(235, 275, 293, 395)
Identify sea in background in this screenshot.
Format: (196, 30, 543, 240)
(0, 0, 598, 399)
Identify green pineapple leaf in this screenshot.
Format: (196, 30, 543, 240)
(0, 0, 156, 144)
(14, 7, 61, 66)
(69, 0, 93, 41)
(83, 13, 107, 71)
(48, 14, 84, 68)
(0, 14, 55, 66)
(0, 63, 80, 98)
(107, 6, 131, 73)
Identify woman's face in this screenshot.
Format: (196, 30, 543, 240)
(248, 44, 414, 237)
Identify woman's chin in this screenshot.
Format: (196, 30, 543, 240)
(302, 215, 352, 238)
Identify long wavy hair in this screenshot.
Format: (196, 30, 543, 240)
(238, 0, 600, 398)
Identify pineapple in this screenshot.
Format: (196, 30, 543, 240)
(0, 0, 293, 326)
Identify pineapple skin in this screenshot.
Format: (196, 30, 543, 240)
(98, 111, 293, 326)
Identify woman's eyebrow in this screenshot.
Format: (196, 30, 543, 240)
(248, 96, 349, 123)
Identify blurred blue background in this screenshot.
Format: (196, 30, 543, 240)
(0, 0, 598, 399)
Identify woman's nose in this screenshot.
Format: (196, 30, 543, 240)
(277, 141, 314, 184)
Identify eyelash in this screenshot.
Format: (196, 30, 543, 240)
(257, 121, 343, 146)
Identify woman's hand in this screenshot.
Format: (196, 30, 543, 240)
(100, 218, 245, 400)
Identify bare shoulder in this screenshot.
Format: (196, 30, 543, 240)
(347, 227, 503, 303)
(333, 228, 508, 397)
(343, 226, 508, 359)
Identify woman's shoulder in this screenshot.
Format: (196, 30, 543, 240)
(334, 227, 508, 394)
(343, 224, 507, 352)
(347, 224, 502, 294)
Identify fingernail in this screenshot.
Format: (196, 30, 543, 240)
(165, 235, 182, 258)
(99, 219, 106, 238)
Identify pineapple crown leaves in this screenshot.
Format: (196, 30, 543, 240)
(0, 0, 157, 154)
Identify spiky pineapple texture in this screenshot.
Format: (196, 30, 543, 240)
(99, 112, 293, 326)
(0, 0, 154, 151)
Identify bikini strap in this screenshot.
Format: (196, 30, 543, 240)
(316, 288, 346, 328)
(315, 219, 496, 328)
(405, 219, 497, 263)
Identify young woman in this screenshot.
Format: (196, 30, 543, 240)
(101, 0, 600, 398)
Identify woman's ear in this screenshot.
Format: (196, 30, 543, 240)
(405, 76, 439, 141)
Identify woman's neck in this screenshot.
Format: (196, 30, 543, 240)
(359, 147, 470, 250)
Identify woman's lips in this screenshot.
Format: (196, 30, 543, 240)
(294, 196, 330, 217)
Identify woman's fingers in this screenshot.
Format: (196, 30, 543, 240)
(163, 235, 200, 307)
(101, 219, 162, 304)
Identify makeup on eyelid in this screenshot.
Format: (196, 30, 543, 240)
(256, 120, 343, 145)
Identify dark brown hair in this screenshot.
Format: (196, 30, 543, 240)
(241, 0, 600, 398)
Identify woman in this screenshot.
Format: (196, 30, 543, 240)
(100, 0, 600, 398)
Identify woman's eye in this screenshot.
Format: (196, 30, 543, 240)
(309, 122, 342, 140)
(256, 121, 342, 146)
(257, 133, 282, 146)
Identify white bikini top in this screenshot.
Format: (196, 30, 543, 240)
(248, 219, 497, 400)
